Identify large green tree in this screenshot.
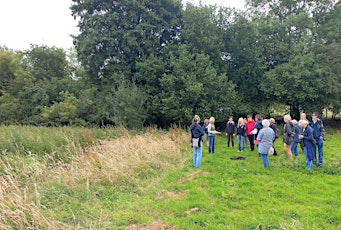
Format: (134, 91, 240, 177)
(71, 0, 183, 83)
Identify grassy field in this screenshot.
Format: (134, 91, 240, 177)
(0, 125, 340, 229)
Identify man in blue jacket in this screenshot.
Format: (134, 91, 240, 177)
(311, 112, 325, 167)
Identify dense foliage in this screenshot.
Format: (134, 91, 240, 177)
(0, 0, 340, 128)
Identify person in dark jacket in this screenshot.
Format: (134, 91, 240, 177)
(269, 118, 278, 156)
(291, 119, 301, 157)
(299, 119, 316, 169)
(311, 112, 325, 167)
(225, 116, 235, 148)
(190, 116, 206, 168)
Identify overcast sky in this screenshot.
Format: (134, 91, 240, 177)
(0, 0, 245, 51)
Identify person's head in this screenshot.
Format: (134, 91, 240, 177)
(204, 119, 209, 125)
(255, 114, 260, 121)
(209, 117, 215, 124)
(238, 117, 244, 125)
(299, 119, 308, 128)
(260, 114, 265, 120)
(262, 119, 270, 128)
(312, 112, 319, 121)
(292, 119, 298, 125)
(192, 115, 200, 124)
(229, 116, 233, 121)
(284, 114, 291, 123)
(269, 118, 275, 125)
(300, 113, 307, 120)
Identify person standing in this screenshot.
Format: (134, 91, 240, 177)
(225, 116, 235, 148)
(291, 119, 301, 157)
(269, 118, 278, 156)
(202, 119, 210, 147)
(283, 114, 294, 160)
(299, 119, 316, 169)
(246, 115, 256, 151)
(207, 117, 221, 154)
(311, 112, 325, 167)
(190, 116, 206, 168)
(256, 119, 275, 168)
(236, 117, 246, 152)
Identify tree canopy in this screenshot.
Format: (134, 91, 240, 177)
(0, 0, 340, 128)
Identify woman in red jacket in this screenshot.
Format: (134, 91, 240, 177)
(245, 115, 256, 151)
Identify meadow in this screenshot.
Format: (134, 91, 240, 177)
(0, 125, 340, 229)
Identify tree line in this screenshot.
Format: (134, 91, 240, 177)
(0, 0, 340, 128)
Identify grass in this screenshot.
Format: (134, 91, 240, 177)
(0, 125, 340, 229)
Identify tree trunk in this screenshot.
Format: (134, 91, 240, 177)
(290, 103, 300, 120)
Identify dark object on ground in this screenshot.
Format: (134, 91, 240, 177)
(230, 156, 246, 160)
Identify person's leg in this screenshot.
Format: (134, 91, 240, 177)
(248, 135, 255, 151)
(261, 153, 269, 168)
(284, 143, 293, 160)
(227, 134, 231, 147)
(212, 136, 215, 153)
(241, 136, 245, 151)
(208, 136, 213, 153)
(193, 148, 196, 167)
(231, 134, 234, 147)
(317, 139, 324, 167)
(237, 135, 241, 151)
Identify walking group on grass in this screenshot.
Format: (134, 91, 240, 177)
(190, 112, 325, 169)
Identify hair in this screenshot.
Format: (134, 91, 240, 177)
(209, 117, 215, 123)
(204, 119, 209, 124)
(299, 119, 308, 126)
(269, 118, 275, 123)
(292, 119, 298, 125)
(238, 117, 244, 126)
(262, 119, 270, 127)
(312, 112, 320, 118)
(247, 114, 253, 119)
(284, 114, 291, 121)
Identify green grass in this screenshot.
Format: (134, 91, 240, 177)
(0, 126, 340, 229)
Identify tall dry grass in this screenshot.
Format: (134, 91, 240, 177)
(49, 126, 189, 191)
(0, 126, 190, 228)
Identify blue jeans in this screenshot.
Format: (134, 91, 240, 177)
(208, 136, 215, 153)
(291, 142, 299, 157)
(237, 135, 245, 151)
(260, 153, 269, 168)
(316, 139, 324, 166)
(193, 142, 203, 168)
(304, 147, 313, 169)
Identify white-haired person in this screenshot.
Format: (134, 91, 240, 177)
(255, 119, 275, 168)
(283, 114, 294, 160)
(207, 117, 221, 154)
(298, 119, 316, 169)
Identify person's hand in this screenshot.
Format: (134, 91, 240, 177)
(320, 136, 323, 140)
(225, 133, 228, 136)
(299, 135, 304, 139)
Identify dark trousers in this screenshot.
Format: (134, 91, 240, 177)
(227, 133, 234, 147)
(248, 135, 255, 151)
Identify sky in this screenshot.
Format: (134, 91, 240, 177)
(0, 0, 245, 51)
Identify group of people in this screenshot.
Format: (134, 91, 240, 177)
(190, 112, 325, 169)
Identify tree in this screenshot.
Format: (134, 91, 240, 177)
(71, 0, 183, 82)
(136, 44, 239, 126)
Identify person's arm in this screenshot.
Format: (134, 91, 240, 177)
(319, 120, 325, 139)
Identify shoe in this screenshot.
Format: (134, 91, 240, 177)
(237, 150, 241, 152)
